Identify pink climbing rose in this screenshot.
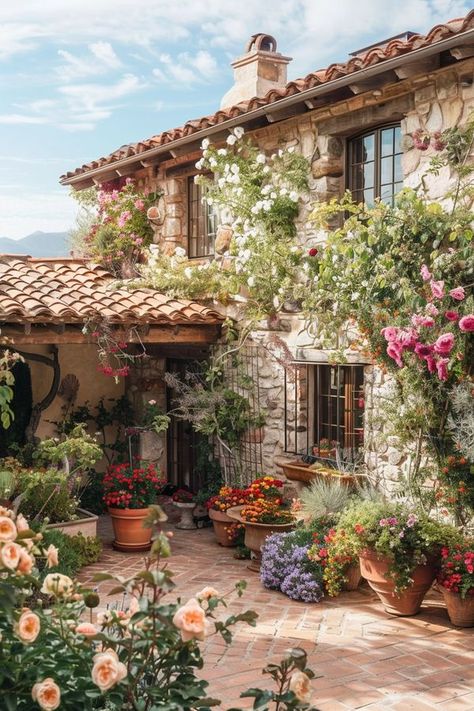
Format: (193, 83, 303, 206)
(381, 327, 399, 342)
(420, 264, 432, 281)
(459, 315, 474, 332)
(430, 280, 445, 299)
(436, 358, 449, 382)
(445, 311, 459, 322)
(433, 333, 455, 356)
(449, 287, 465, 301)
(386, 342, 403, 368)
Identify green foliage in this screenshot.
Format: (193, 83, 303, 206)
(299, 478, 353, 521)
(17, 468, 77, 524)
(79, 470, 106, 515)
(0, 361, 33, 457)
(0, 350, 19, 430)
(34, 424, 103, 475)
(39, 529, 102, 579)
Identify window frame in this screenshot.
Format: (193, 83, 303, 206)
(346, 123, 402, 206)
(187, 175, 218, 259)
(284, 362, 365, 457)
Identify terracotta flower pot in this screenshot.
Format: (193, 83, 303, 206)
(359, 549, 436, 616)
(442, 589, 474, 627)
(209, 508, 237, 547)
(227, 505, 295, 572)
(108, 507, 152, 552)
(343, 562, 362, 592)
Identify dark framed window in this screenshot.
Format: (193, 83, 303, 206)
(348, 124, 402, 206)
(284, 363, 364, 456)
(187, 177, 218, 258)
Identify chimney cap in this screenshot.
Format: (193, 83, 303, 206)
(245, 33, 278, 53)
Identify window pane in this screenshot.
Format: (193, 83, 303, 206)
(363, 134, 374, 162)
(363, 162, 374, 188)
(394, 154, 403, 183)
(380, 184, 394, 203)
(364, 188, 374, 206)
(394, 125, 401, 152)
(381, 128, 394, 157)
(381, 156, 393, 185)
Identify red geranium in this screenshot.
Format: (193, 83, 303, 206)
(103, 461, 165, 509)
(438, 543, 474, 598)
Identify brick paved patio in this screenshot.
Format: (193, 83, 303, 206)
(79, 515, 474, 711)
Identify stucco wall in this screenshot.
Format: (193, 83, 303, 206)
(25, 344, 125, 447)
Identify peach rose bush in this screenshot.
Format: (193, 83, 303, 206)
(0, 505, 321, 710)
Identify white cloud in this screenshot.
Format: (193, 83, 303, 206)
(57, 41, 121, 81)
(153, 49, 220, 86)
(0, 113, 48, 124)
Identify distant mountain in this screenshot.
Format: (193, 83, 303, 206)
(0, 231, 71, 258)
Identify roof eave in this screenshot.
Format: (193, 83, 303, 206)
(60, 27, 474, 188)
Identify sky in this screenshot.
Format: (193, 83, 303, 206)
(0, 0, 470, 239)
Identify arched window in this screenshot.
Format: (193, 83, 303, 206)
(347, 124, 402, 206)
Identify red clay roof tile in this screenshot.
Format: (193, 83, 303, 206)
(0, 255, 223, 326)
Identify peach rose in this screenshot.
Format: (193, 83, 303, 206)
(1, 541, 21, 569)
(172, 597, 211, 642)
(195, 586, 219, 601)
(17, 548, 34, 574)
(16, 609, 40, 643)
(289, 671, 312, 703)
(31, 678, 61, 710)
(40, 573, 74, 598)
(128, 596, 140, 616)
(15, 513, 30, 532)
(75, 622, 97, 638)
(0, 515, 17, 541)
(91, 649, 127, 691)
(46, 544, 59, 568)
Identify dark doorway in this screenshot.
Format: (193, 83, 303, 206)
(0, 360, 33, 457)
(166, 358, 204, 492)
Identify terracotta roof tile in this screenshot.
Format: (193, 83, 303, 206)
(61, 11, 474, 182)
(0, 255, 223, 326)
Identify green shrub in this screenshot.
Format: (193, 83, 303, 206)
(39, 530, 102, 579)
(79, 470, 106, 514)
(17, 468, 77, 523)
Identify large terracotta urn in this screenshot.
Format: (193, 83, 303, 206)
(208, 508, 237, 547)
(441, 589, 474, 628)
(359, 549, 437, 616)
(108, 507, 152, 552)
(227, 505, 295, 572)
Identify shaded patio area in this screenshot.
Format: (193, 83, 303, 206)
(79, 515, 474, 711)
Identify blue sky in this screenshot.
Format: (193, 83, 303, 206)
(0, 0, 470, 239)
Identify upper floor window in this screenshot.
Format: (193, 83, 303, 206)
(347, 124, 402, 206)
(188, 177, 218, 258)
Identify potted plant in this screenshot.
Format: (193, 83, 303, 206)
(206, 486, 248, 546)
(103, 461, 165, 551)
(227, 499, 295, 572)
(320, 526, 362, 595)
(337, 501, 461, 616)
(312, 438, 336, 458)
(172, 489, 196, 529)
(438, 542, 474, 627)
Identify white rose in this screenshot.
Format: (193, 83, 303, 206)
(227, 134, 237, 146)
(247, 276, 255, 287)
(174, 247, 186, 258)
(201, 138, 210, 150)
(256, 154, 266, 164)
(233, 126, 244, 139)
(217, 148, 227, 156)
(184, 267, 193, 279)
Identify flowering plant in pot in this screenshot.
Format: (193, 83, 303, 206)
(172, 489, 197, 530)
(246, 475, 284, 503)
(437, 541, 474, 627)
(206, 486, 248, 547)
(318, 527, 362, 596)
(336, 500, 461, 615)
(103, 461, 165, 551)
(227, 500, 296, 572)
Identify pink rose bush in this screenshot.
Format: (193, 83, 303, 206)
(0, 505, 310, 710)
(78, 178, 158, 275)
(382, 268, 473, 383)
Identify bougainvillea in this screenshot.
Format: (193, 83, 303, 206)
(438, 542, 474, 598)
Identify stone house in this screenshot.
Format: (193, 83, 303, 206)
(59, 12, 474, 492)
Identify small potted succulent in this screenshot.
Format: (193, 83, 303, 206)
(336, 501, 461, 615)
(103, 461, 165, 551)
(438, 541, 474, 627)
(172, 489, 196, 530)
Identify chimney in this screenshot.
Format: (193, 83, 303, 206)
(220, 34, 292, 109)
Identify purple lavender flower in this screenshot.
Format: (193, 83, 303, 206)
(260, 533, 324, 603)
(281, 570, 323, 602)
